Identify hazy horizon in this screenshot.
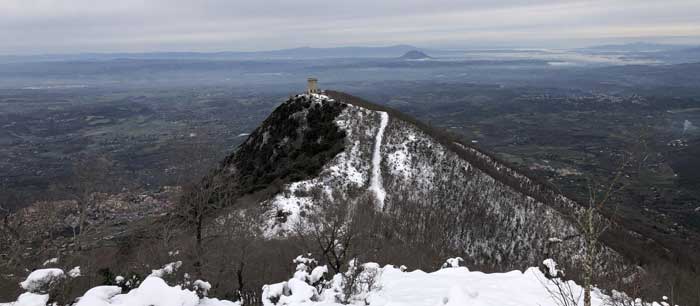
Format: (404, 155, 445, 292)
(2, 0, 700, 56)
(1, 41, 700, 58)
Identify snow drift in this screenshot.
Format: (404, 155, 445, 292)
(1, 255, 669, 306)
(258, 256, 668, 306)
(1, 264, 239, 306)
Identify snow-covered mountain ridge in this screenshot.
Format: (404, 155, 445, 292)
(1, 90, 676, 305)
(202, 90, 627, 274)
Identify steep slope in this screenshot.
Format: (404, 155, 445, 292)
(204, 91, 626, 275)
(202, 94, 348, 207)
(255, 95, 387, 235)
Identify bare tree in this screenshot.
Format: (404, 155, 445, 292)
(576, 136, 653, 306)
(542, 134, 649, 306)
(577, 168, 626, 306)
(563, 137, 651, 306)
(204, 208, 264, 295)
(176, 172, 230, 276)
(295, 189, 377, 274)
(537, 262, 583, 306)
(0, 187, 29, 270)
(336, 257, 382, 305)
(0, 203, 23, 268)
(50, 155, 116, 250)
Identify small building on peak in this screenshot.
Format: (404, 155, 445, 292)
(307, 77, 319, 94)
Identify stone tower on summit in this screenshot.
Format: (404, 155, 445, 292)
(307, 77, 319, 94)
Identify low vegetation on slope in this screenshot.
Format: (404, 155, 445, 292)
(2, 91, 698, 305)
(225, 95, 347, 193)
(1, 254, 673, 306)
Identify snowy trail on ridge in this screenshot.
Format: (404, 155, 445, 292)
(370, 111, 389, 210)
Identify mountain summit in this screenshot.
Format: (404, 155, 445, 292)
(202, 90, 631, 275)
(398, 50, 432, 60)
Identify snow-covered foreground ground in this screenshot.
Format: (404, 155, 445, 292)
(1, 261, 239, 306)
(265, 258, 672, 306)
(1, 257, 669, 306)
(264, 260, 613, 306)
(367, 266, 594, 306)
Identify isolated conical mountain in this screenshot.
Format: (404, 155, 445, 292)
(202, 90, 631, 274)
(399, 50, 432, 60)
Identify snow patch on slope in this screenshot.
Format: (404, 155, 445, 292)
(379, 119, 592, 269)
(262, 98, 382, 237)
(385, 130, 417, 179)
(369, 111, 389, 210)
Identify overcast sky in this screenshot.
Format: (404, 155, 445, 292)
(1, 0, 699, 55)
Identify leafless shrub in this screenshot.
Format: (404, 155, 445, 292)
(48, 155, 119, 251)
(536, 259, 583, 306)
(294, 188, 379, 275)
(340, 259, 380, 305)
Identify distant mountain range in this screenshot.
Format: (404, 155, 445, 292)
(581, 42, 700, 52)
(578, 42, 700, 64)
(2, 42, 699, 65)
(582, 42, 690, 52)
(0, 45, 427, 63)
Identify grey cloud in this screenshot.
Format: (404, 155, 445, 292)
(1, 0, 699, 54)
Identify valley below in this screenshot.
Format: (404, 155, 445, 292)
(2, 49, 700, 305)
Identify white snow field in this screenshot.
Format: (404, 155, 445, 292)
(1, 265, 240, 306)
(366, 266, 597, 306)
(2, 258, 669, 306)
(71, 277, 239, 306)
(256, 256, 668, 306)
(369, 111, 389, 210)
